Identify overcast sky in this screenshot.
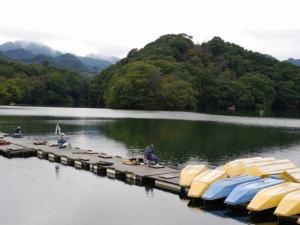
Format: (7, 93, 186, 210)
(1, 0, 300, 60)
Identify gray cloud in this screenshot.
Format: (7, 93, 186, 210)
(0, 27, 129, 57)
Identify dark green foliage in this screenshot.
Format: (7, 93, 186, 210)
(0, 58, 89, 106)
(92, 34, 300, 111)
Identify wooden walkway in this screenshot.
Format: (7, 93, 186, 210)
(0, 131, 181, 193)
(2, 131, 300, 223)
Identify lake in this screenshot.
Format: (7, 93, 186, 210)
(1, 106, 300, 225)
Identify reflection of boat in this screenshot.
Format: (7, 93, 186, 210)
(188, 169, 227, 198)
(274, 190, 300, 217)
(179, 165, 208, 187)
(202, 175, 260, 200)
(247, 182, 300, 212)
(224, 178, 284, 205)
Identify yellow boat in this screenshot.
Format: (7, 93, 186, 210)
(243, 159, 285, 172)
(247, 182, 300, 212)
(243, 160, 296, 177)
(179, 165, 208, 187)
(281, 168, 300, 182)
(187, 169, 227, 198)
(274, 190, 300, 216)
(223, 157, 262, 177)
(226, 157, 276, 177)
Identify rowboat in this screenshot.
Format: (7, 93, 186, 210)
(225, 157, 276, 177)
(179, 165, 208, 187)
(202, 175, 260, 200)
(243, 160, 296, 177)
(280, 168, 300, 182)
(247, 182, 300, 212)
(274, 190, 300, 216)
(187, 169, 227, 198)
(224, 178, 284, 205)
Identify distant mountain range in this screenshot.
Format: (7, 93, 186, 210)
(287, 58, 300, 66)
(0, 41, 118, 74)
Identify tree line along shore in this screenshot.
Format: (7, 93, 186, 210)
(1, 34, 300, 111)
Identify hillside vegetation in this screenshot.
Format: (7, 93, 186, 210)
(0, 58, 89, 106)
(1, 34, 300, 111)
(91, 34, 300, 110)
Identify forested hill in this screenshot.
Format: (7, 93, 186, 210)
(0, 58, 89, 106)
(1, 34, 300, 111)
(91, 34, 300, 111)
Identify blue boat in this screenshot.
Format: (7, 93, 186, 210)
(224, 177, 284, 205)
(202, 175, 260, 200)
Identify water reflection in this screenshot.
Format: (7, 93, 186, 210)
(1, 116, 300, 167)
(55, 164, 60, 178)
(101, 119, 300, 166)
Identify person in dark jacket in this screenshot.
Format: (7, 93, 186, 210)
(144, 144, 158, 164)
(13, 126, 22, 134)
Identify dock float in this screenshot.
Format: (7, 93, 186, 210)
(0, 131, 181, 193)
(1, 131, 300, 224)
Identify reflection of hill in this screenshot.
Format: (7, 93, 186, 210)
(101, 119, 300, 166)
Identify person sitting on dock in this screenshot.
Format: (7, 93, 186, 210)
(57, 133, 68, 148)
(144, 144, 158, 164)
(12, 126, 22, 138)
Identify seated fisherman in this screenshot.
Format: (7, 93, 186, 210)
(144, 144, 158, 164)
(13, 126, 22, 134)
(57, 133, 67, 147)
(12, 126, 23, 137)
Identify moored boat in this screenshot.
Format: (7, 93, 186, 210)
(224, 177, 284, 205)
(274, 190, 300, 217)
(247, 182, 300, 212)
(226, 157, 276, 177)
(280, 168, 300, 182)
(243, 160, 296, 177)
(179, 165, 208, 187)
(223, 157, 262, 177)
(187, 169, 227, 198)
(202, 175, 260, 200)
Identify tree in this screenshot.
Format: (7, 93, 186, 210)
(159, 75, 198, 110)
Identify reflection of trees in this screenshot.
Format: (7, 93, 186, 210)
(101, 119, 300, 166)
(2, 116, 300, 167)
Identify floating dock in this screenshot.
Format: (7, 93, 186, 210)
(0, 131, 181, 193)
(1, 131, 299, 224)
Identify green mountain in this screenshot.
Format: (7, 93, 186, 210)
(287, 58, 300, 66)
(0, 41, 60, 56)
(0, 41, 114, 74)
(0, 58, 89, 106)
(91, 34, 300, 110)
(3, 48, 34, 60)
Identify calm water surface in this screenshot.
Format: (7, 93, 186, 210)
(1, 106, 300, 225)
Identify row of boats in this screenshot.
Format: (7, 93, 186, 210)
(179, 157, 300, 222)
